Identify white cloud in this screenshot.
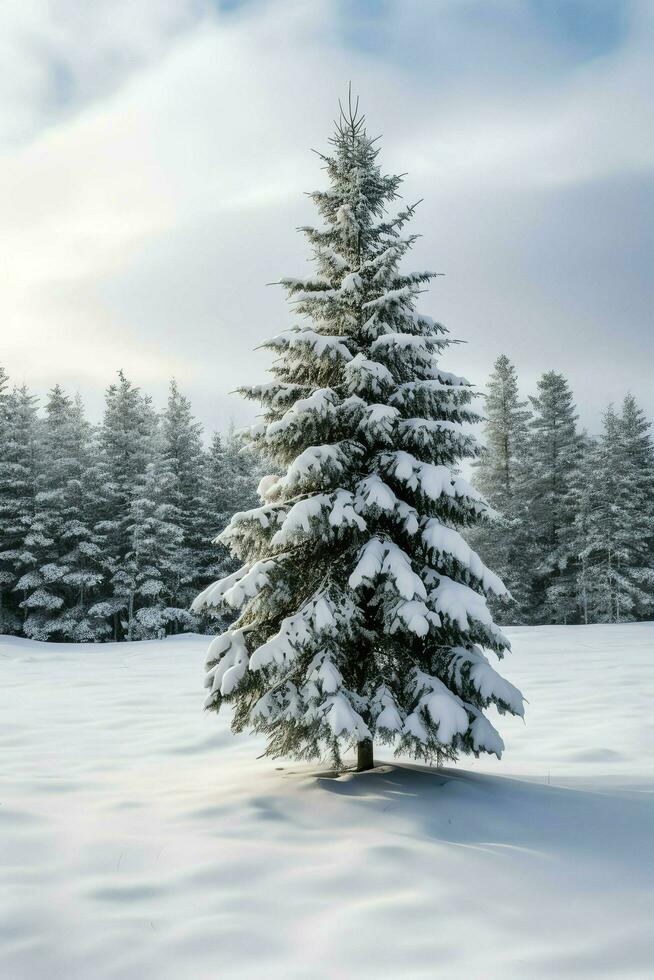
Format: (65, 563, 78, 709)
(0, 0, 652, 431)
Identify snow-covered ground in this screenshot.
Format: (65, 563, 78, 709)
(2, 624, 653, 979)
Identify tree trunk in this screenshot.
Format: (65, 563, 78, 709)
(356, 738, 374, 772)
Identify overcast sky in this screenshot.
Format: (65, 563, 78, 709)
(1, 0, 652, 436)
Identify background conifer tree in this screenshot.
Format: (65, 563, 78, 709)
(471, 354, 533, 620)
(0, 369, 29, 633)
(194, 97, 524, 771)
(2, 383, 40, 635)
(526, 371, 582, 623)
(91, 371, 158, 639)
(196, 428, 263, 631)
(576, 399, 654, 622)
(119, 454, 187, 640)
(159, 380, 206, 620)
(619, 394, 654, 616)
(16, 386, 104, 640)
(0, 367, 16, 632)
(61, 395, 109, 640)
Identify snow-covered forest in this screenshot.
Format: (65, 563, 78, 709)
(472, 356, 654, 626)
(2, 357, 651, 645)
(0, 367, 261, 642)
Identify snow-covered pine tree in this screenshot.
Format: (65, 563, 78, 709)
(526, 371, 582, 624)
(471, 354, 533, 620)
(193, 97, 524, 771)
(0, 382, 40, 635)
(213, 424, 263, 523)
(195, 427, 264, 633)
(90, 371, 158, 639)
(158, 380, 206, 618)
(574, 412, 622, 623)
(16, 386, 106, 640)
(0, 366, 9, 422)
(117, 453, 188, 640)
(0, 368, 24, 633)
(120, 379, 234, 640)
(102, 379, 206, 641)
(0, 366, 13, 631)
(61, 395, 111, 641)
(572, 433, 599, 625)
(619, 393, 654, 617)
(576, 400, 654, 622)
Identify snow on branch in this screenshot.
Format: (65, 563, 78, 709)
(468, 710, 505, 758)
(344, 353, 395, 399)
(204, 628, 250, 703)
(370, 332, 436, 353)
(265, 328, 353, 363)
(271, 490, 366, 548)
(349, 536, 426, 601)
(323, 693, 371, 739)
(192, 558, 279, 616)
(380, 451, 491, 515)
(279, 441, 362, 493)
(363, 286, 418, 312)
(446, 646, 524, 717)
(404, 670, 469, 746)
(356, 403, 400, 446)
(353, 475, 398, 514)
(421, 521, 507, 596)
(249, 592, 354, 672)
(428, 572, 494, 631)
(265, 388, 339, 439)
(281, 276, 333, 294)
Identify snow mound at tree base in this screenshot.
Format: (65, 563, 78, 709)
(2, 625, 653, 979)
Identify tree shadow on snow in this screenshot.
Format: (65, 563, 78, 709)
(311, 763, 654, 880)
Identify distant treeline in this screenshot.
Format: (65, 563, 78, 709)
(0, 367, 261, 642)
(471, 357, 654, 625)
(1, 359, 652, 642)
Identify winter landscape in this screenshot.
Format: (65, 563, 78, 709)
(3, 624, 653, 979)
(2, 3, 654, 979)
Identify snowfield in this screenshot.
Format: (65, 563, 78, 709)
(2, 624, 653, 979)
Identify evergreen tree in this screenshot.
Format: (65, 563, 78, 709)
(526, 371, 581, 623)
(15, 387, 107, 640)
(214, 425, 263, 520)
(0, 369, 24, 633)
(619, 393, 654, 616)
(0, 365, 9, 425)
(0, 366, 14, 631)
(471, 355, 533, 620)
(0, 383, 40, 634)
(158, 380, 206, 619)
(116, 454, 189, 640)
(199, 432, 234, 585)
(17, 387, 83, 639)
(90, 371, 158, 639)
(574, 414, 620, 623)
(201, 428, 262, 571)
(193, 97, 524, 771)
(58, 398, 109, 640)
(576, 399, 654, 622)
(196, 428, 264, 631)
(118, 378, 218, 639)
(571, 433, 598, 625)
